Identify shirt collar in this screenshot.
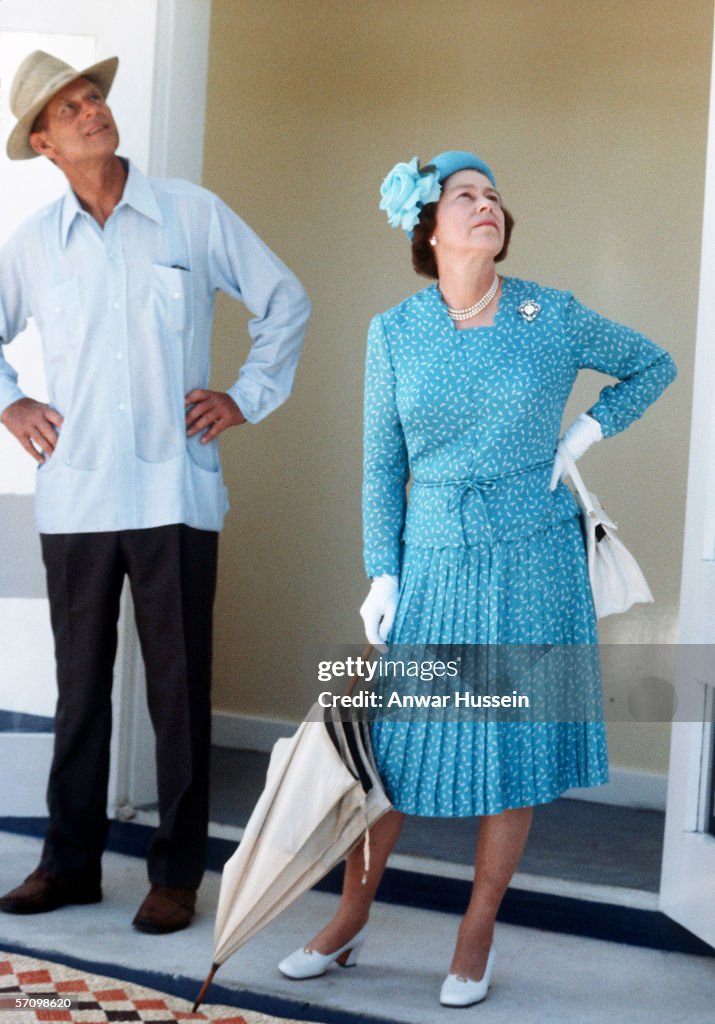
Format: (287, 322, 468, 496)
(59, 158, 163, 247)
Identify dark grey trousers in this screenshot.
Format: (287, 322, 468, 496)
(39, 525, 218, 889)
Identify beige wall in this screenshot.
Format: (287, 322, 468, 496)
(202, 0, 713, 775)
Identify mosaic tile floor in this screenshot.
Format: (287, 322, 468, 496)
(0, 951, 304, 1024)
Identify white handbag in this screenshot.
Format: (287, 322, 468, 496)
(557, 442, 654, 619)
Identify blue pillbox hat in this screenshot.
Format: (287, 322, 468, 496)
(425, 150, 497, 188)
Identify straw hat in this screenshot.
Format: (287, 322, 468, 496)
(7, 49, 119, 161)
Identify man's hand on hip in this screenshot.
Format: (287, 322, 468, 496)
(0, 397, 63, 463)
(185, 389, 246, 443)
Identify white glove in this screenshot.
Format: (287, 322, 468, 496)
(549, 413, 602, 491)
(360, 573, 399, 651)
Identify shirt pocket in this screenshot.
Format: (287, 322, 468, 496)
(150, 264, 189, 333)
(132, 265, 191, 463)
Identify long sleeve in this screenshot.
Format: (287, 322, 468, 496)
(208, 198, 311, 424)
(363, 314, 409, 577)
(566, 297, 677, 437)
(0, 236, 30, 415)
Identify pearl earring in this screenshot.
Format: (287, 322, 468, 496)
(429, 236, 438, 247)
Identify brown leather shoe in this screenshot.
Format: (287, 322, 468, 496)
(0, 868, 102, 915)
(132, 886, 197, 934)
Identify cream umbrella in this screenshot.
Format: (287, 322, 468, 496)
(192, 656, 391, 1010)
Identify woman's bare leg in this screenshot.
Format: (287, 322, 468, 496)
(449, 805, 534, 979)
(306, 809, 405, 953)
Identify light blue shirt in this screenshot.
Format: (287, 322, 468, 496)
(0, 161, 310, 533)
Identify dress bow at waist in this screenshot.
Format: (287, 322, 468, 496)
(407, 459, 568, 547)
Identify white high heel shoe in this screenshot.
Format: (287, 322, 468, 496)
(278, 926, 367, 980)
(439, 946, 496, 1007)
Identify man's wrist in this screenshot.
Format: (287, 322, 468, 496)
(0, 391, 28, 422)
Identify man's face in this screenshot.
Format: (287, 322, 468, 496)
(29, 76, 119, 167)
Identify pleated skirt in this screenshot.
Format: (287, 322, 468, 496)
(370, 516, 609, 816)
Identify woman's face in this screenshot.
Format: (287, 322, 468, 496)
(433, 169, 505, 262)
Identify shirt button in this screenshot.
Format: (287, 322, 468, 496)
(113, 301, 120, 310)
(118, 403, 126, 411)
(172, 292, 181, 300)
(116, 352, 123, 360)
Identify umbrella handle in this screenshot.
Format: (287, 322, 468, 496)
(345, 643, 374, 697)
(192, 963, 219, 1014)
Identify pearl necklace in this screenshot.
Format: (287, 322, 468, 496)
(445, 275, 500, 321)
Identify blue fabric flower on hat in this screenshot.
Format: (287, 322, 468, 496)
(379, 157, 441, 237)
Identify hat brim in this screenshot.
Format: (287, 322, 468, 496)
(6, 55, 119, 161)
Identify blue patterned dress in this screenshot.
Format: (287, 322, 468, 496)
(364, 277, 676, 816)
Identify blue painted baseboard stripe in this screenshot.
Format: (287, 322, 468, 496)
(1, 817, 712, 959)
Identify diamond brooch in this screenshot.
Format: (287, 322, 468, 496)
(517, 299, 541, 322)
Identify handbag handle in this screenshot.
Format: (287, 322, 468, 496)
(556, 441, 598, 520)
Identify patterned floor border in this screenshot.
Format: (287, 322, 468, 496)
(0, 949, 305, 1024)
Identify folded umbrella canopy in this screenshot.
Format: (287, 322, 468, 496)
(193, 660, 391, 1010)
